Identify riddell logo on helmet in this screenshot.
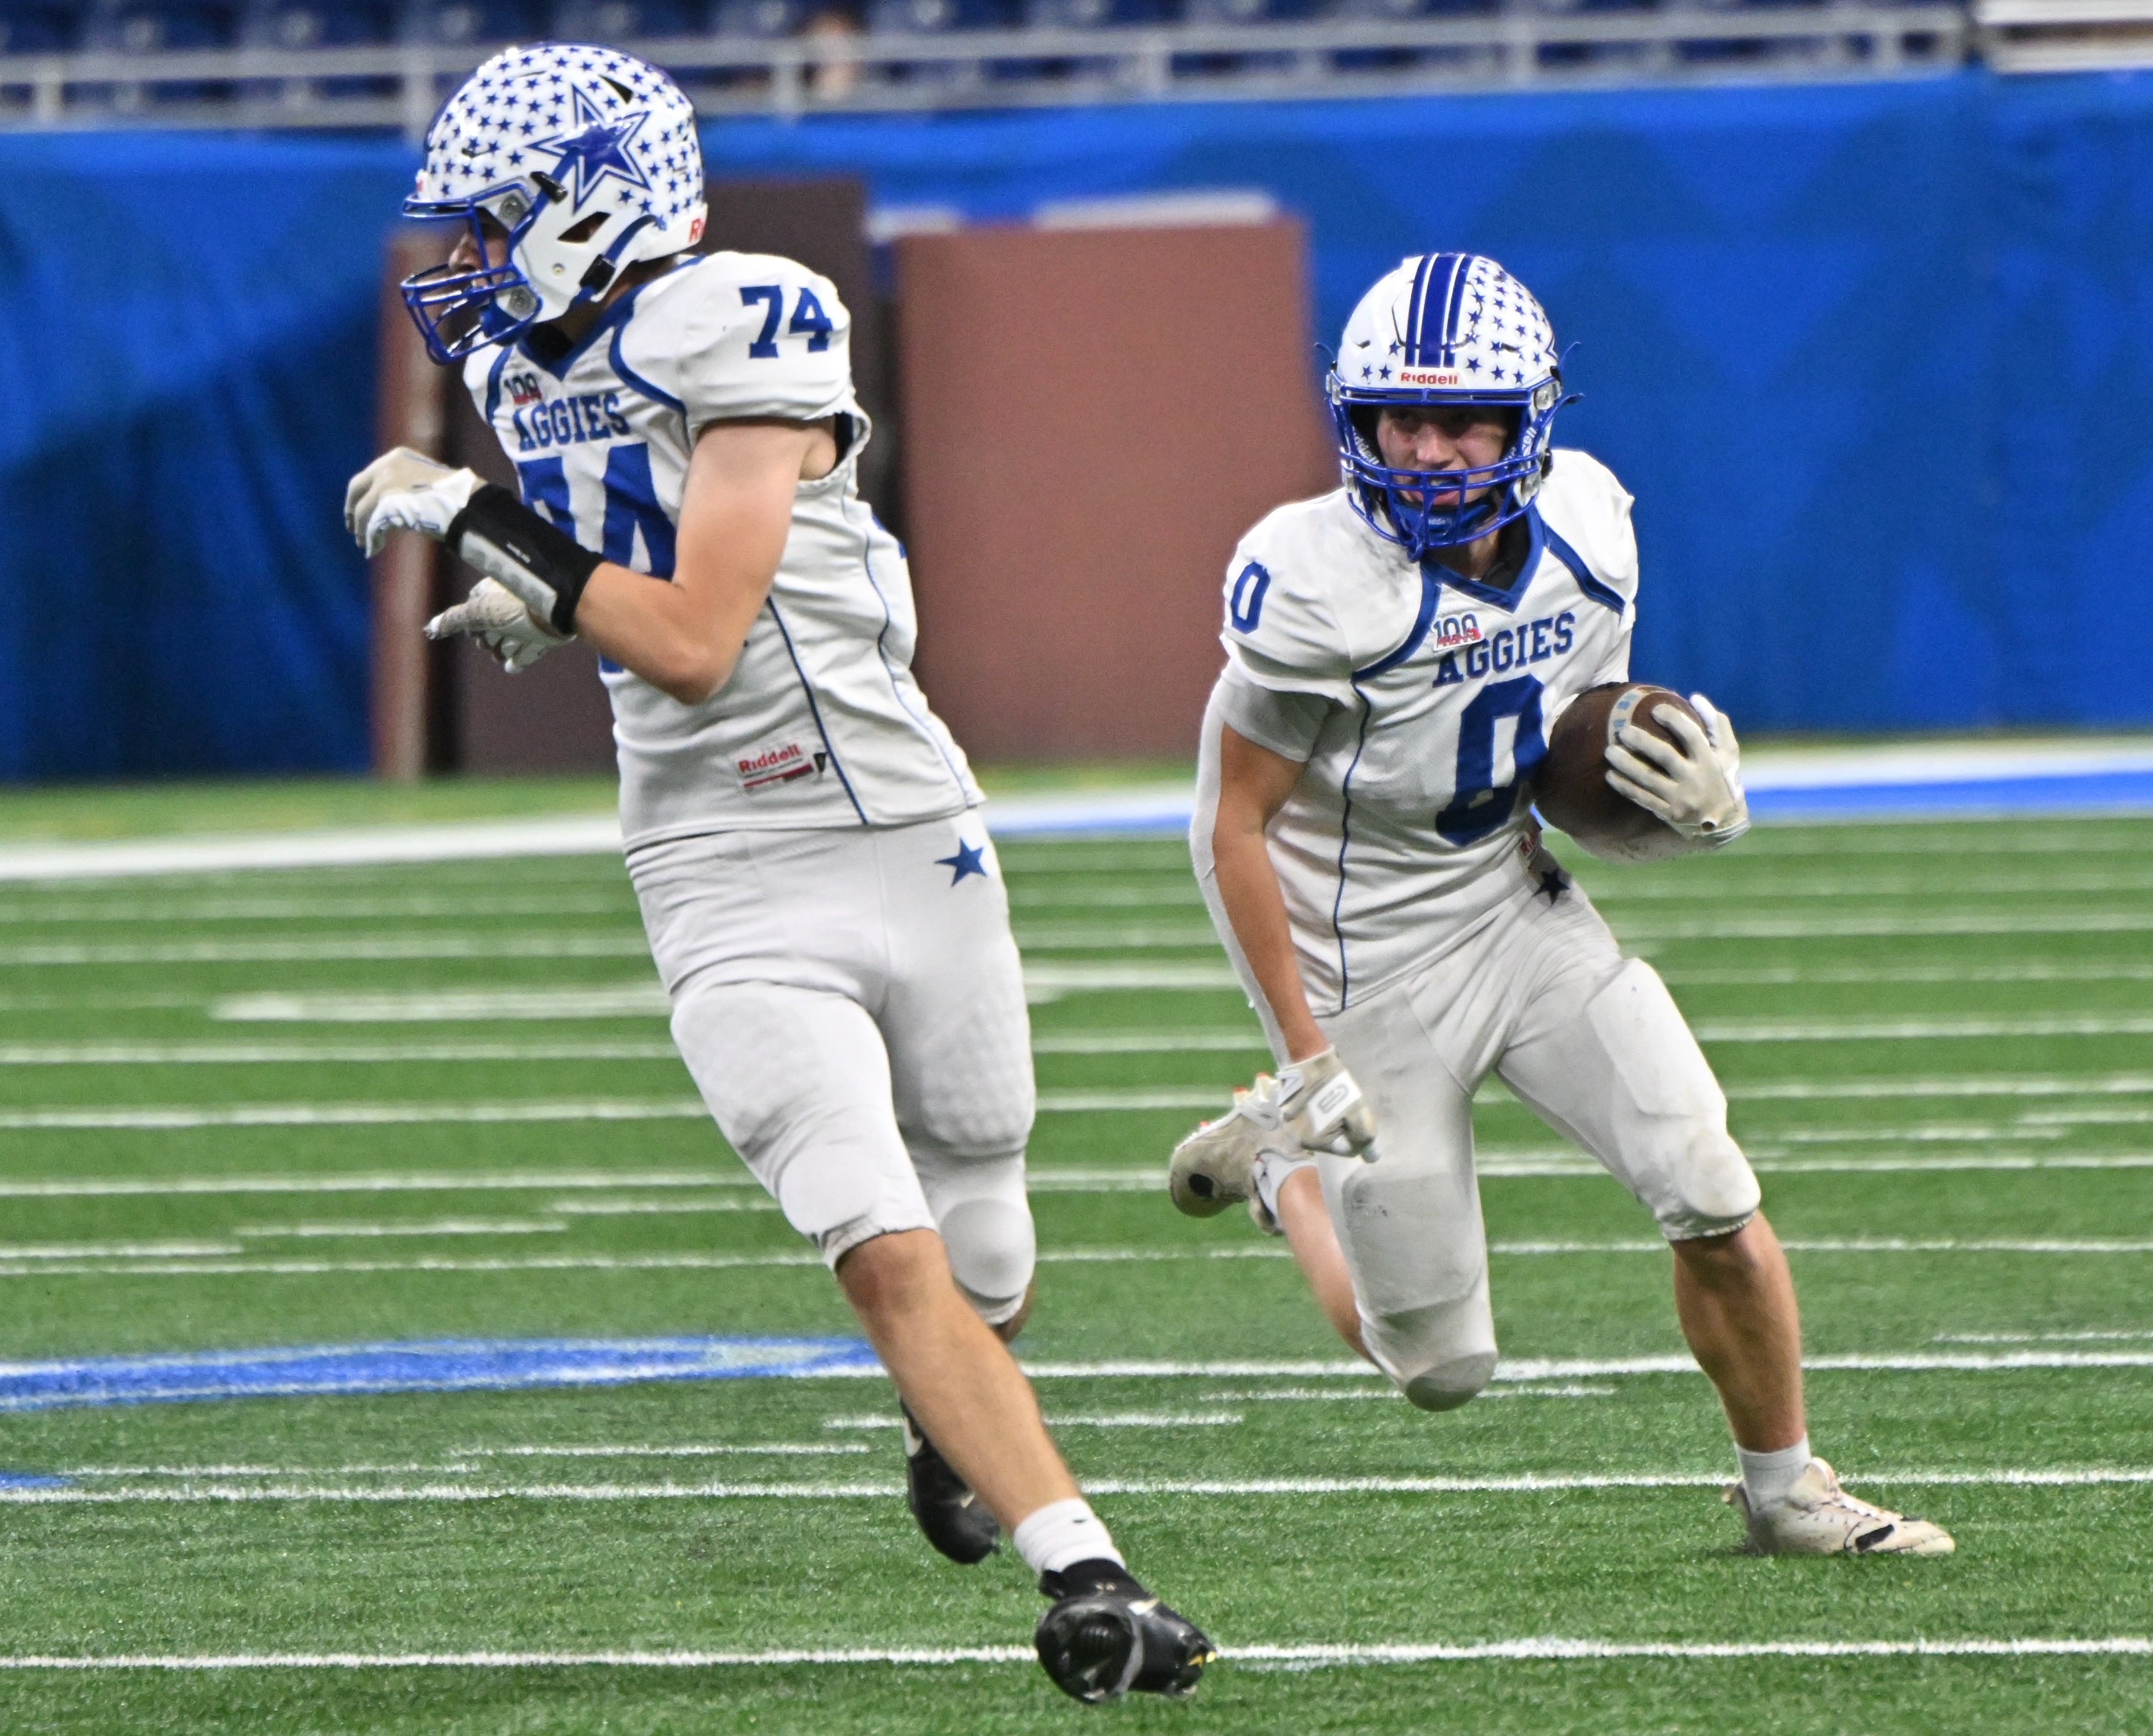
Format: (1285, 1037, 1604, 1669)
(1398, 368, 1461, 387)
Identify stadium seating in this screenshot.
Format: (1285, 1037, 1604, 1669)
(0, 0, 1975, 122)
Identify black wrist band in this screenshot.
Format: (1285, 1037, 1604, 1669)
(445, 483, 603, 636)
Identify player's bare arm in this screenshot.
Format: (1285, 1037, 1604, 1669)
(570, 415, 837, 704)
(351, 415, 837, 703)
(1210, 723, 1328, 1063)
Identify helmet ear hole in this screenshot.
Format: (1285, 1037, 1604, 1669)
(559, 212, 607, 245)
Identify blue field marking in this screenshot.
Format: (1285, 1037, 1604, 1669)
(985, 765, 2153, 837)
(0, 1337, 881, 1413)
(1747, 770, 2153, 822)
(0, 1471, 69, 1488)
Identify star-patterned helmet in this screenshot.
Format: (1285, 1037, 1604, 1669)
(398, 44, 707, 363)
(1327, 253, 1574, 556)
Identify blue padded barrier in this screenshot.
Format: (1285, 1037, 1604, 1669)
(691, 72, 2145, 733)
(14, 72, 2153, 777)
(0, 133, 412, 777)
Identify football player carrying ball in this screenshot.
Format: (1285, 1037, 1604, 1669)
(1173, 252, 1952, 1559)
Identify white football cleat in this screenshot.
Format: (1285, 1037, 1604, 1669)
(1168, 1075, 1286, 1219)
(1726, 1458, 1956, 1556)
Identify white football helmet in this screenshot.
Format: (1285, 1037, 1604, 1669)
(1328, 253, 1573, 557)
(401, 44, 707, 362)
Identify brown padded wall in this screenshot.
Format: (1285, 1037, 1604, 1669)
(896, 221, 1335, 762)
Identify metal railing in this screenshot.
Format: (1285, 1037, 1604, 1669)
(0, 3, 1970, 133)
(1977, 0, 2153, 72)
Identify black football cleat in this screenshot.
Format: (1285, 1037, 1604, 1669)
(901, 1404, 1000, 1564)
(1035, 1559, 1216, 1703)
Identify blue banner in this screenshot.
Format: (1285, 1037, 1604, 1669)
(7, 71, 2153, 774)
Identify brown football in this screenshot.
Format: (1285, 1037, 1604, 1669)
(1532, 682, 1701, 862)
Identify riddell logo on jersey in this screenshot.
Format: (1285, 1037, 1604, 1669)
(737, 741, 828, 794)
(1433, 611, 1483, 649)
(1398, 368, 1461, 387)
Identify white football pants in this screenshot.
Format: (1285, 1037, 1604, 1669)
(1218, 865, 1759, 1410)
(628, 814, 1037, 1325)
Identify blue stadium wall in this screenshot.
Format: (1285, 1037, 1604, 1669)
(5, 69, 2153, 777)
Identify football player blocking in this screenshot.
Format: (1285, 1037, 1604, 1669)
(1173, 252, 1952, 1557)
(344, 47, 1212, 1703)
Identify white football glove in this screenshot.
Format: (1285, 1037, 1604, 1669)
(1606, 692, 1751, 847)
(1167, 1048, 1377, 1219)
(1278, 1048, 1378, 1157)
(425, 577, 568, 674)
(346, 447, 482, 556)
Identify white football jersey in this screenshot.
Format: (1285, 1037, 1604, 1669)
(1192, 450, 1638, 1013)
(461, 249, 980, 848)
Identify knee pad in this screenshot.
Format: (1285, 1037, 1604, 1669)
(1402, 1352, 1498, 1413)
(1656, 1129, 1762, 1242)
(1361, 1299, 1497, 1412)
(917, 1155, 1036, 1325)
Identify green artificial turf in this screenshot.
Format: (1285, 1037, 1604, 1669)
(0, 811, 2147, 1729)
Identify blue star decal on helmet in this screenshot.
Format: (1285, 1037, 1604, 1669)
(537, 84, 653, 211)
(936, 840, 989, 886)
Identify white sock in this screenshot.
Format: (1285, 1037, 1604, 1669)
(1252, 1151, 1318, 1225)
(1736, 1436, 1812, 1510)
(1012, 1498, 1124, 1577)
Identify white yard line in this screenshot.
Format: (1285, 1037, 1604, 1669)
(0, 1100, 709, 1131)
(1009, 888, 1207, 908)
(458, 1444, 871, 1458)
(1035, 1090, 1230, 1112)
(0, 1042, 686, 1066)
(210, 967, 1250, 1023)
(1012, 927, 1223, 950)
(545, 1198, 777, 1215)
(0, 1148, 2148, 1208)
(1030, 1031, 1265, 1053)
(2024, 1107, 2153, 1126)
(1664, 964, 2153, 985)
(1, 1467, 2148, 1506)
(1695, 1017, 2153, 1040)
(0, 1242, 240, 1259)
(820, 1413, 1242, 1430)
(1614, 913, 2153, 940)
(1193, 1385, 1615, 1400)
(1719, 1075, 2153, 1101)
(19, 1083, 2153, 1132)
(0, 1171, 753, 1200)
(0, 936, 651, 965)
(1080, 1150, 2153, 1178)
(0, 1637, 2146, 1668)
(0, 896, 630, 925)
(229, 1221, 570, 1240)
(1588, 874, 2153, 901)
(0, 817, 624, 883)
(1747, 1153, 2153, 1174)
(1773, 1127, 2060, 1144)
(213, 989, 670, 1023)
(0, 1034, 1264, 1065)
(0, 1092, 1237, 1127)
(1936, 1330, 2153, 1343)
(1005, 1352, 2153, 1377)
(4, 1238, 2138, 1283)
(0, 1251, 828, 1278)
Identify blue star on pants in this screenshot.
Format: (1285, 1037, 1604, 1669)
(936, 840, 988, 885)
